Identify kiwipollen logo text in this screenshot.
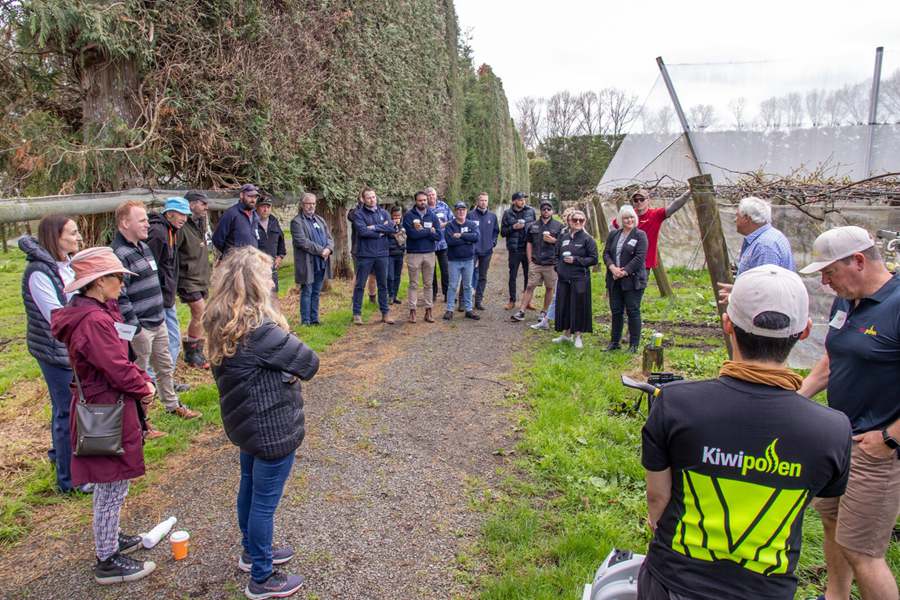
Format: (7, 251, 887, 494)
(701, 438, 802, 478)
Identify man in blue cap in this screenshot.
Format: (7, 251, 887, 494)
(212, 183, 261, 255)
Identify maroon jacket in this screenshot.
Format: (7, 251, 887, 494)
(51, 295, 152, 485)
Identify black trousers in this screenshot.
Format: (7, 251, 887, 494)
(432, 248, 449, 301)
(507, 251, 528, 302)
(473, 253, 492, 303)
(609, 280, 645, 347)
(637, 562, 691, 600)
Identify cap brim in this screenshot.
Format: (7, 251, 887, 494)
(798, 259, 835, 274)
(165, 208, 192, 215)
(64, 268, 137, 293)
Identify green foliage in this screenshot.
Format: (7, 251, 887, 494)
(533, 134, 623, 202)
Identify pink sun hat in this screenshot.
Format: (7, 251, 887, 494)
(65, 247, 136, 293)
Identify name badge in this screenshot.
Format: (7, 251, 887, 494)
(437, 213, 445, 220)
(562, 239, 570, 247)
(313, 223, 320, 229)
(114, 322, 137, 342)
(829, 310, 847, 329)
(627, 239, 638, 247)
(462, 227, 469, 233)
(423, 221, 433, 229)
(147, 258, 158, 271)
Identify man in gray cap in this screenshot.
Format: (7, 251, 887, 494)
(212, 183, 261, 255)
(799, 225, 900, 600)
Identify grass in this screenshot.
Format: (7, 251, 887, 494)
(476, 268, 898, 600)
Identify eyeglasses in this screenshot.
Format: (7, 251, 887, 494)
(632, 197, 647, 203)
(541, 206, 552, 211)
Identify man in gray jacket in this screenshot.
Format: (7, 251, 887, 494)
(290, 193, 334, 325)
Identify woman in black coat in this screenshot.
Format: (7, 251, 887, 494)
(603, 205, 649, 352)
(204, 247, 319, 599)
(553, 210, 598, 349)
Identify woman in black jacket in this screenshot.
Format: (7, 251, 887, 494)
(204, 247, 319, 600)
(603, 205, 649, 352)
(553, 210, 598, 349)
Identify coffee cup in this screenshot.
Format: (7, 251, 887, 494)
(562, 251, 572, 258)
(170, 530, 190, 561)
(517, 219, 525, 224)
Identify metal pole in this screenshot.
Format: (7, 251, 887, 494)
(656, 56, 703, 176)
(864, 46, 884, 177)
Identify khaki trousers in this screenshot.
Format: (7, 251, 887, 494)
(406, 252, 436, 309)
(132, 323, 179, 411)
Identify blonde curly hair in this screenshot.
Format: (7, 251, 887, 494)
(203, 247, 289, 366)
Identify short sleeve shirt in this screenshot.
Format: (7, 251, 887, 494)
(825, 273, 900, 433)
(642, 377, 851, 600)
(614, 207, 666, 268)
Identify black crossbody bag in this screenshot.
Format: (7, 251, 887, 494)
(72, 370, 125, 456)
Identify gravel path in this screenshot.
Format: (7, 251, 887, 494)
(2, 249, 533, 600)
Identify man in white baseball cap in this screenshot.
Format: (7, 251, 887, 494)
(638, 265, 851, 600)
(798, 225, 900, 600)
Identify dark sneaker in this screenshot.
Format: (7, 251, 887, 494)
(511, 310, 525, 322)
(464, 311, 481, 320)
(245, 570, 304, 599)
(442, 310, 453, 321)
(628, 345, 640, 354)
(93, 552, 156, 585)
(474, 301, 485, 311)
(174, 382, 191, 393)
(392, 298, 402, 305)
(238, 546, 295, 573)
(118, 532, 143, 555)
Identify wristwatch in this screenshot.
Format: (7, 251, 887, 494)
(882, 429, 900, 450)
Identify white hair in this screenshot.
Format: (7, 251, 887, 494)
(619, 204, 638, 223)
(738, 196, 771, 225)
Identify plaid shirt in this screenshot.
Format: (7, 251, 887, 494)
(737, 224, 795, 275)
(111, 231, 165, 328)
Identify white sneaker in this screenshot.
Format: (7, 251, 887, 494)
(552, 335, 572, 344)
(530, 319, 549, 330)
(574, 335, 584, 349)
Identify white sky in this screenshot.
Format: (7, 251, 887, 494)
(455, 0, 900, 111)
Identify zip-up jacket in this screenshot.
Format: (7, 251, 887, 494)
(257, 216, 287, 260)
(555, 229, 599, 281)
(176, 214, 211, 296)
(19, 236, 70, 367)
(212, 202, 260, 254)
(402, 207, 441, 254)
(146, 213, 179, 308)
(445, 218, 480, 261)
(470, 207, 499, 256)
(111, 231, 165, 329)
(527, 218, 565, 266)
(501, 205, 537, 253)
(352, 205, 394, 258)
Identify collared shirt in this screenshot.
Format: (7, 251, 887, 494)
(431, 200, 452, 251)
(825, 273, 900, 433)
(737, 224, 795, 275)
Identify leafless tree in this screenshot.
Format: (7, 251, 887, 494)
(515, 96, 544, 150)
(728, 97, 746, 131)
(823, 91, 843, 126)
(805, 89, 825, 127)
(688, 104, 716, 130)
(881, 69, 900, 122)
(576, 90, 601, 135)
(784, 92, 803, 127)
(641, 105, 674, 135)
(545, 90, 580, 139)
(836, 83, 868, 125)
(759, 96, 782, 128)
(602, 87, 638, 137)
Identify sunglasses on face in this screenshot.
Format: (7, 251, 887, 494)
(107, 273, 124, 282)
(571, 218, 585, 223)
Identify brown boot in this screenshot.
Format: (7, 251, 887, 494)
(381, 314, 395, 325)
(144, 420, 168, 440)
(408, 309, 417, 323)
(424, 308, 435, 323)
(504, 301, 515, 310)
(169, 405, 202, 420)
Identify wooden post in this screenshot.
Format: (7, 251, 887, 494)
(642, 346, 664, 374)
(594, 196, 609, 240)
(688, 174, 733, 357)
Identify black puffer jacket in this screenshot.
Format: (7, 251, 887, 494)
(213, 321, 319, 459)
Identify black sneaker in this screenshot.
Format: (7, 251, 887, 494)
(245, 570, 304, 600)
(465, 311, 481, 320)
(93, 552, 156, 585)
(174, 382, 191, 393)
(604, 343, 621, 352)
(392, 298, 402, 305)
(117, 532, 143, 555)
(238, 546, 295, 573)
(511, 310, 525, 322)
(628, 345, 640, 354)
(443, 310, 453, 321)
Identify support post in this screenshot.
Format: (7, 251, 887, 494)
(688, 174, 733, 357)
(864, 46, 884, 178)
(657, 56, 702, 177)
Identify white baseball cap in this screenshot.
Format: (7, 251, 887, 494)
(799, 226, 874, 274)
(727, 265, 809, 338)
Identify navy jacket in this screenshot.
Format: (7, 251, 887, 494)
(146, 213, 179, 308)
(388, 222, 406, 257)
(212, 202, 260, 254)
(470, 207, 499, 256)
(402, 207, 442, 254)
(352, 205, 394, 258)
(257, 216, 287, 260)
(501, 205, 537, 253)
(445, 218, 480, 261)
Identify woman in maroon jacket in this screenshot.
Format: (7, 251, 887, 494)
(51, 247, 157, 586)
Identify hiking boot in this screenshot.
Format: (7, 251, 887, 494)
(381, 314, 395, 325)
(174, 382, 191, 393)
(552, 335, 573, 344)
(183, 339, 210, 369)
(511, 310, 525, 322)
(530, 319, 549, 330)
(144, 422, 168, 440)
(474, 301, 485, 311)
(238, 546, 295, 573)
(169, 405, 201, 420)
(443, 310, 453, 321)
(245, 570, 304, 600)
(93, 552, 156, 585)
(504, 301, 515, 310)
(118, 532, 143, 555)
(408, 309, 417, 323)
(424, 308, 434, 323)
(464, 311, 481, 320)
(352, 314, 363, 325)
(574, 336, 584, 349)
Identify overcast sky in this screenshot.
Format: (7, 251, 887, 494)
(454, 0, 900, 111)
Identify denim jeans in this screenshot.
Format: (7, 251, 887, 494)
(387, 255, 404, 300)
(164, 306, 181, 367)
(608, 282, 646, 347)
(300, 268, 326, 324)
(446, 259, 474, 312)
(352, 256, 389, 315)
(546, 287, 558, 321)
(36, 359, 74, 492)
(238, 451, 295, 583)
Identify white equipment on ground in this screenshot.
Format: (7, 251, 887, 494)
(581, 548, 645, 600)
(141, 516, 177, 549)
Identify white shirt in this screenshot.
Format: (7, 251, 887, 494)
(28, 260, 75, 323)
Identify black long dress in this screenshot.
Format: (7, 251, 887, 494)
(554, 229, 599, 333)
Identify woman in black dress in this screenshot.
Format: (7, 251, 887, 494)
(603, 204, 648, 352)
(553, 210, 598, 349)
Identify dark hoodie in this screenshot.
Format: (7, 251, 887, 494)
(51, 295, 152, 485)
(146, 212, 179, 308)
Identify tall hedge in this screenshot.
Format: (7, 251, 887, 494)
(1, 0, 523, 206)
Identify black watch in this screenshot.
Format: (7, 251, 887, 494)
(882, 429, 900, 450)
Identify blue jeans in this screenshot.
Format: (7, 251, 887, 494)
(300, 268, 326, 325)
(36, 360, 74, 492)
(446, 259, 474, 312)
(387, 255, 404, 300)
(546, 288, 557, 321)
(238, 451, 295, 583)
(352, 256, 389, 315)
(164, 307, 181, 367)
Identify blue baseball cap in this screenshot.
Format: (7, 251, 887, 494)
(163, 197, 192, 215)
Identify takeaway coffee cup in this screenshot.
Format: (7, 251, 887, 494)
(562, 251, 572, 257)
(170, 530, 190, 561)
(517, 218, 525, 224)
(413, 218, 421, 229)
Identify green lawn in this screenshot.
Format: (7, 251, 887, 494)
(475, 268, 898, 600)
